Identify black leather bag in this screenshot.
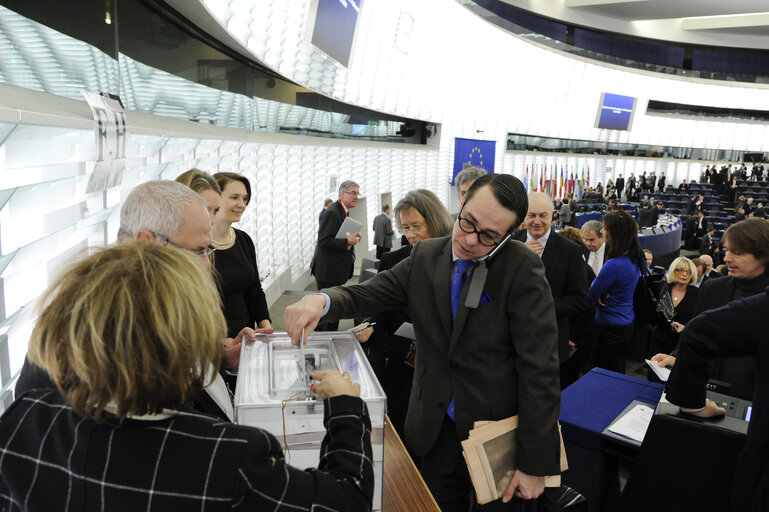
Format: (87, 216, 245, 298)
(633, 267, 675, 324)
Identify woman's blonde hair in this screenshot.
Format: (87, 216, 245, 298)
(175, 169, 221, 195)
(28, 242, 226, 419)
(666, 256, 698, 285)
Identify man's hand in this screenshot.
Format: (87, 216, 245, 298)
(502, 470, 545, 502)
(222, 326, 275, 369)
(651, 353, 676, 368)
(284, 294, 327, 346)
(524, 240, 544, 255)
(347, 232, 362, 246)
(685, 399, 726, 419)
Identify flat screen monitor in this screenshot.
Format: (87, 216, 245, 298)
(596, 92, 637, 131)
(306, 0, 362, 67)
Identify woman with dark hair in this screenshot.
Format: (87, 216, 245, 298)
(589, 210, 643, 374)
(351, 189, 452, 435)
(211, 172, 271, 338)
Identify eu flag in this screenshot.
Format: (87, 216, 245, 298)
(452, 137, 495, 184)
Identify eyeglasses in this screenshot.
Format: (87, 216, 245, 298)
(342, 190, 360, 196)
(457, 207, 504, 247)
(400, 224, 426, 234)
(150, 231, 216, 257)
(674, 268, 692, 274)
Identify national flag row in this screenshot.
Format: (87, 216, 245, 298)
(522, 164, 592, 199)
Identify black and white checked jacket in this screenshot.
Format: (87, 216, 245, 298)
(0, 390, 373, 511)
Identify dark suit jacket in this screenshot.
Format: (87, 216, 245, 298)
(324, 236, 562, 476)
(514, 230, 591, 363)
(615, 177, 625, 194)
(696, 216, 709, 235)
(666, 290, 769, 511)
(639, 208, 655, 228)
(311, 201, 354, 285)
(699, 233, 717, 256)
(15, 356, 233, 422)
(2, 389, 373, 512)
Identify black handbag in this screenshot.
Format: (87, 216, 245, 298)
(633, 266, 675, 324)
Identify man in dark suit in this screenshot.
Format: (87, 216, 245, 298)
(699, 227, 718, 258)
(286, 174, 561, 510)
(372, 203, 393, 259)
(639, 201, 655, 228)
(311, 180, 362, 330)
(685, 212, 699, 250)
(515, 192, 590, 388)
(696, 210, 708, 237)
(657, 172, 666, 192)
(615, 174, 625, 198)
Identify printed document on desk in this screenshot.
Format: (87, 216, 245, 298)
(607, 402, 655, 444)
(335, 217, 363, 239)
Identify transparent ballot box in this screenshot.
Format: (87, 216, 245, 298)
(234, 331, 386, 510)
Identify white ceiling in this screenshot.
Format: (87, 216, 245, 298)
(494, 0, 769, 49)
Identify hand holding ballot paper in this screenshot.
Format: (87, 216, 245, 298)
(461, 415, 568, 505)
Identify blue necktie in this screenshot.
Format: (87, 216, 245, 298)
(448, 259, 473, 420)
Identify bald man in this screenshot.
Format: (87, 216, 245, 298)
(514, 192, 591, 387)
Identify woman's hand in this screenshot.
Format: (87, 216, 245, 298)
(350, 322, 373, 343)
(651, 353, 676, 368)
(311, 369, 360, 399)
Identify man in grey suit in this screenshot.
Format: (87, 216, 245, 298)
(286, 174, 561, 510)
(372, 204, 394, 259)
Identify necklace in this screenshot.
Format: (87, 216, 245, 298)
(212, 226, 234, 245)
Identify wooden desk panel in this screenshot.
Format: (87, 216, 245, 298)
(382, 415, 440, 512)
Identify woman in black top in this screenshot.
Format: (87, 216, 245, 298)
(212, 172, 271, 337)
(649, 257, 700, 357)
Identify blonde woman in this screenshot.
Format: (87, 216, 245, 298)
(649, 256, 700, 357)
(2, 243, 372, 511)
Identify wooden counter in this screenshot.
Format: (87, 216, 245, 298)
(382, 415, 440, 512)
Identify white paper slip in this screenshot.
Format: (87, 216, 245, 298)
(607, 404, 655, 443)
(645, 359, 671, 382)
(393, 322, 416, 340)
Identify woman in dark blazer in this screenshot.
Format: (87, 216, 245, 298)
(649, 256, 700, 357)
(1, 243, 372, 511)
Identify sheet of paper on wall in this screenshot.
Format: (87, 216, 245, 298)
(607, 403, 655, 443)
(393, 322, 415, 340)
(645, 358, 670, 382)
(81, 91, 127, 193)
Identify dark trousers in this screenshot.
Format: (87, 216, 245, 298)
(376, 246, 390, 260)
(314, 278, 340, 331)
(595, 322, 634, 374)
(420, 416, 539, 512)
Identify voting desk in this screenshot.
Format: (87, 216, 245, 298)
(560, 368, 664, 511)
